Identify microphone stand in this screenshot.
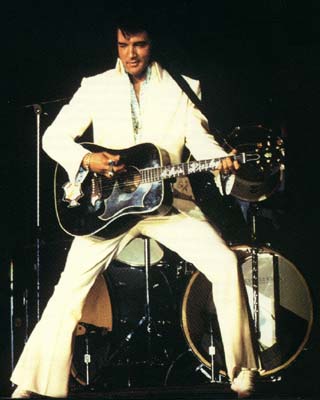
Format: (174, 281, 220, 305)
(34, 103, 42, 322)
(20, 102, 44, 327)
(9, 260, 15, 383)
(22, 97, 69, 326)
(6, 102, 39, 384)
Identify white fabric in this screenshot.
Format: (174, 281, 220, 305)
(11, 61, 258, 397)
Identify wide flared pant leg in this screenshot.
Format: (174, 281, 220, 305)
(10, 232, 136, 398)
(136, 213, 258, 381)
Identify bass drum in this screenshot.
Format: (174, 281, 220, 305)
(71, 246, 176, 386)
(181, 245, 313, 377)
(227, 125, 285, 202)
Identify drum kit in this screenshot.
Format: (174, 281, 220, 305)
(70, 125, 313, 392)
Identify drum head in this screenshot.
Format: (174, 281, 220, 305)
(227, 125, 285, 202)
(182, 246, 313, 377)
(116, 237, 164, 267)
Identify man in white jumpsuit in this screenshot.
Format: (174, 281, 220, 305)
(11, 17, 259, 399)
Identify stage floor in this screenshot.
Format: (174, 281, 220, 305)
(1, 380, 318, 400)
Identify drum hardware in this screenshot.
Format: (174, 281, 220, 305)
(74, 322, 110, 387)
(164, 349, 228, 387)
(137, 237, 170, 364)
(84, 335, 91, 386)
(246, 200, 281, 342)
(197, 365, 212, 381)
(251, 245, 261, 339)
(208, 319, 218, 383)
(90, 314, 152, 375)
(109, 236, 171, 367)
(74, 322, 111, 387)
(71, 322, 111, 389)
(177, 260, 195, 279)
(244, 198, 269, 340)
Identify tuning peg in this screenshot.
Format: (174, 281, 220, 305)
(276, 138, 284, 146)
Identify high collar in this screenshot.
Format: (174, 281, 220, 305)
(115, 58, 163, 82)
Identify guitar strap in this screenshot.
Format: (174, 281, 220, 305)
(164, 66, 232, 152)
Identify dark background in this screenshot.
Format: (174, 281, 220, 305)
(0, 0, 319, 396)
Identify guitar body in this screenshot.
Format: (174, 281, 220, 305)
(54, 143, 173, 238)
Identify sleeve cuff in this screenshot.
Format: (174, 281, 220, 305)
(213, 172, 235, 195)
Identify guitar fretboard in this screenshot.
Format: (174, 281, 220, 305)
(140, 154, 245, 183)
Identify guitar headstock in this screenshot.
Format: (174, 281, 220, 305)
(228, 125, 285, 180)
(227, 125, 286, 201)
(247, 136, 285, 171)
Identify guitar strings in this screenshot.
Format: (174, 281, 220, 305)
(85, 153, 254, 193)
(91, 162, 222, 192)
(92, 175, 165, 193)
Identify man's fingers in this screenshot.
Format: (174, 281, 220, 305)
(219, 150, 240, 173)
(112, 164, 126, 173)
(233, 160, 240, 170)
(98, 152, 125, 177)
(102, 152, 120, 164)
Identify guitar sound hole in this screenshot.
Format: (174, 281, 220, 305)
(118, 166, 141, 193)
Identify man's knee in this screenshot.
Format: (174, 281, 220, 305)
(197, 247, 238, 282)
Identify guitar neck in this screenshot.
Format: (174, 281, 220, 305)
(140, 153, 247, 183)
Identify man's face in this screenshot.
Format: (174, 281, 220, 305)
(117, 29, 152, 80)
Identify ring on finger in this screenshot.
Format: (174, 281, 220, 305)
(108, 171, 114, 178)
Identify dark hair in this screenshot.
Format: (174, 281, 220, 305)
(112, 8, 161, 62)
(114, 8, 159, 41)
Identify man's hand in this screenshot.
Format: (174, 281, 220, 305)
(218, 149, 240, 174)
(82, 151, 126, 178)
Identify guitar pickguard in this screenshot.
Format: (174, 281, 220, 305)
(98, 181, 153, 221)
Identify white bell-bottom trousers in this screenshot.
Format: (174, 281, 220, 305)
(11, 213, 258, 397)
